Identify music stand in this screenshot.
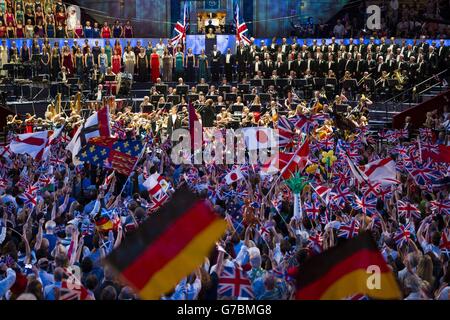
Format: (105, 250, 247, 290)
(225, 93, 237, 103)
(176, 85, 189, 96)
(259, 93, 271, 104)
(343, 79, 357, 90)
(250, 79, 262, 87)
(196, 84, 209, 95)
(243, 94, 255, 104)
(158, 102, 173, 111)
(249, 104, 261, 112)
(238, 83, 250, 94)
(313, 77, 325, 89)
(167, 95, 180, 104)
(68, 77, 80, 96)
(231, 104, 244, 113)
(104, 75, 116, 82)
(387, 79, 399, 88)
(205, 95, 218, 102)
(263, 79, 275, 88)
(325, 78, 337, 86)
(276, 78, 288, 89)
(187, 94, 199, 103)
(151, 94, 164, 104)
(156, 84, 168, 96)
(294, 79, 307, 88)
(219, 85, 231, 94)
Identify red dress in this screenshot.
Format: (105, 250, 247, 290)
(150, 53, 160, 83)
(63, 52, 73, 74)
(0, 26, 6, 38)
(101, 27, 111, 38)
(16, 26, 24, 38)
(112, 55, 121, 74)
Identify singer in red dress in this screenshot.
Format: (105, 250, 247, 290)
(150, 48, 160, 83)
(112, 50, 122, 75)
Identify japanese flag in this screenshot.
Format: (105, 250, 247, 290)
(225, 168, 244, 185)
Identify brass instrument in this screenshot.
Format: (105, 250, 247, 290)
(357, 73, 372, 86)
(375, 72, 390, 86)
(55, 93, 62, 115)
(393, 68, 406, 90)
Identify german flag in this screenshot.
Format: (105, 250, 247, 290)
(104, 187, 227, 300)
(296, 232, 402, 300)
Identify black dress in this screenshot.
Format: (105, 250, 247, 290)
(51, 53, 61, 80)
(137, 54, 148, 82)
(186, 54, 195, 82)
(40, 52, 50, 76)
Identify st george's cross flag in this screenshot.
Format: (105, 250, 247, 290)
(296, 232, 402, 300)
(104, 187, 227, 300)
(10, 130, 49, 161)
(67, 106, 111, 165)
(362, 157, 398, 186)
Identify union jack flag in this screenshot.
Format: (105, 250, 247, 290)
(0, 176, 8, 190)
(419, 128, 433, 141)
(38, 174, 54, 188)
(277, 115, 295, 148)
(361, 181, 381, 198)
(304, 199, 321, 220)
(352, 195, 378, 216)
(148, 191, 170, 213)
(81, 222, 95, 236)
(308, 232, 323, 253)
(218, 265, 254, 299)
(397, 200, 421, 220)
(170, 1, 189, 46)
(430, 199, 450, 215)
(330, 187, 353, 207)
(20, 184, 39, 208)
(338, 219, 360, 239)
(234, 2, 251, 45)
(393, 223, 413, 247)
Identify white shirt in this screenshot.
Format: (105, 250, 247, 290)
(171, 114, 177, 124)
(226, 54, 231, 63)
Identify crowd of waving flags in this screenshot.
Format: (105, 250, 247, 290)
(4, 100, 450, 300)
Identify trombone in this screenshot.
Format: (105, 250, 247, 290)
(375, 72, 390, 86)
(357, 73, 372, 86)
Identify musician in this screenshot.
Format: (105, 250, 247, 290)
(366, 54, 376, 75)
(216, 107, 232, 128)
(200, 98, 216, 128)
(166, 105, 182, 136)
(223, 48, 235, 83)
(305, 52, 316, 76)
(375, 56, 388, 78)
(406, 56, 418, 82)
(236, 41, 248, 81)
(426, 46, 438, 75)
(210, 45, 222, 82)
(57, 66, 70, 97)
(354, 53, 366, 79)
(438, 39, 449, 70)
(251, 55, 263, 77)
(293, 53, 305, 77)
(94, 84, 104, 102)
(262, 56, 274, 78)
(274, 57, 285, 77)
(316, 53, 326, 77)
(140, 96, 153, 113)
(241, 107, 256, 127)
